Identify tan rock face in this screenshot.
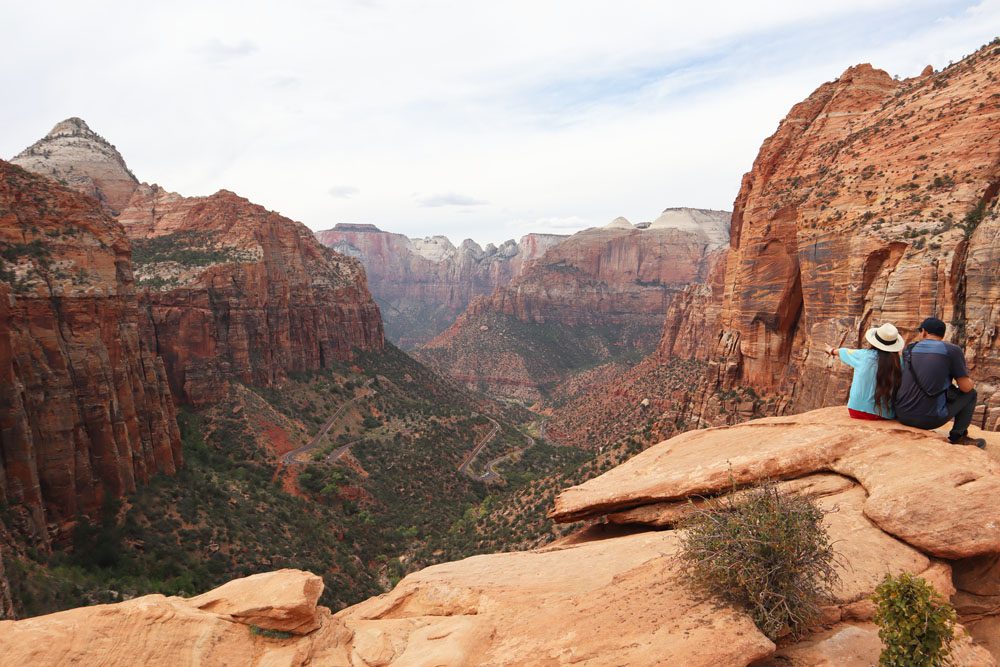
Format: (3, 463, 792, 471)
(659, 42, 1000, 427)
(337, 529, 775, 666)
(118, 185, 385, 405)
(0, 569, 355, 667)
(418, 210, 730, 399)
(316, 223, 565, 348)
(0, 161, 181, 542)
(10, 118, 139, 215)
(552, 407, 1000, 559)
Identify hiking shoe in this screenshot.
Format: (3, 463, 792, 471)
(949, 434, 987, 449)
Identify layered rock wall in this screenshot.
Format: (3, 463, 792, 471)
(120, 186, 385, 405)
(0, 162, 181, 542)
(315, 224, 564, 347)
(419, 210, 730, 399)
(660, 42, 1000, 427)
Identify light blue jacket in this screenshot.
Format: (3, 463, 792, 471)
(838, 348, 895, 418)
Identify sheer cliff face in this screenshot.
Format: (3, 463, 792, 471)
(418, 211, 730, 399)
(660, 42, 1000, 426)
(10, 118, 138, 215)
(119, 186, 385, 406)
(315, 224, 565, 348)
(0, 162, 181, 543)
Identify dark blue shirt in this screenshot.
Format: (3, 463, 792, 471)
(895, 339, 970, 419)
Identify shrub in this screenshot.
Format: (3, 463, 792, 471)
(679, 482, 838, 640)
(872, 572, 956, 666)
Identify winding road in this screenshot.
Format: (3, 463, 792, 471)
(460, 418, 547, 483)
(281, 378, 375, 465)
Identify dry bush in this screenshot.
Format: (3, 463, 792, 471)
(679, 482, 839, 640)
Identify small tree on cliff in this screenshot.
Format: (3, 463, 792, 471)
(872, 572, 956, 667)
(679, 482, 839, 640)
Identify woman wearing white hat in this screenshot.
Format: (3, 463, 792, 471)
(826, 323, 905, 420)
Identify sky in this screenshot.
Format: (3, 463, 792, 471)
(1, 1, 998, 245)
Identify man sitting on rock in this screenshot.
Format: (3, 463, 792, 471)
(895, 317, 986, 448)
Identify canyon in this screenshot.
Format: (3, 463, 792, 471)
(316, 224, 564, 348)
(1, 34, 1000, 667)
(417, 209, 730, 400)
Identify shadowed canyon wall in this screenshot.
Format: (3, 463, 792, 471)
(0, 161, 181, 544)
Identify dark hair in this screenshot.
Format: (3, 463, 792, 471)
(874, 349, 902, 416)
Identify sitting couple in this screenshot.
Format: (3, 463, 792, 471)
(828, 316, 987, 448)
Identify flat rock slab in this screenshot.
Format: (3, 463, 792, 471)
(552, 408, 1000, 559)
(338, 530, 775, 666)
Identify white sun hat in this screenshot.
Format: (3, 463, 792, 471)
(865, 322, 906, 353)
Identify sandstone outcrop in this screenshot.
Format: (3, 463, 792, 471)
(315, 223, 565, 348)
(6, 409, 994, 664)
(11, 118, 138, 215)
(0, 161, 181, 543)
(418, 209, 730, 399)
(118, 185, 384, 405)
(0, 569, 356, 666)
(659, 41, 1000, 427)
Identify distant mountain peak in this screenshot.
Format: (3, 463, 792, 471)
(12, 117, 138, 214)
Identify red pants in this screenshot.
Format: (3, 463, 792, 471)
(848, 408, 884, 421)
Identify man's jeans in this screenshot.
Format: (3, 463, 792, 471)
(898, 388, 978, 440)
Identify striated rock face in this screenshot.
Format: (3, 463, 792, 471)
(0, 161, 181, 543)
(10, 118, 138, 215)
(3, 410, 997, 664)
(418, 209, 730, 399)
(315, 223, 565, 348)
(118, 185, 385, 405)
(658, 43, 1000, 427)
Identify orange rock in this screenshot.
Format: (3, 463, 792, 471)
(187, 569, 324, 635)
(552, 407, 1000, 560)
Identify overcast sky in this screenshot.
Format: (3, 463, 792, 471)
(2, 1, 998, 245)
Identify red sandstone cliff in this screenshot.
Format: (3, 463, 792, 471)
(315, 223, 565, 348)
(12, 120, 386, 407)
(0, 161, 181, 543)
(119, 185, 385, 405)
(659, 41, 1000, 427)
(418, 210, 730, 399)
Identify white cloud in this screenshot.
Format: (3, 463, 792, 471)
(328, 185, 359, 198)
(1, 0, 998, 245)
(416, 193, 489, 207)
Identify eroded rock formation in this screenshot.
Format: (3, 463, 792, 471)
(11, 118, 138, 215)
(659, 42, 1000, 427)
(0, 161, 181, 543)
(118, 185, 384, 405)
(2, 410, 997, 664)
(12, 121, 386, 407)
(418, 209, 730, 399)
(315, 223, 565, 348)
